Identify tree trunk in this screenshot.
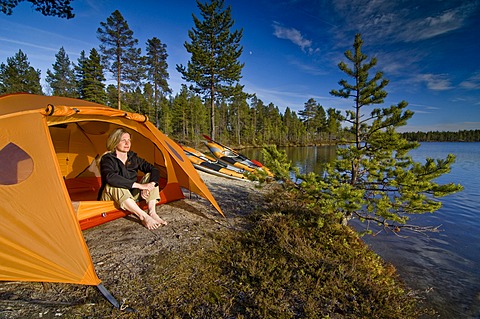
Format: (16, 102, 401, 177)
(117, 60, 121, 110)
(236, 104, 241, 145)
(210, 88, 215, 140)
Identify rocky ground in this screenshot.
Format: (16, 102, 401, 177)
(0, 172, 272, 319)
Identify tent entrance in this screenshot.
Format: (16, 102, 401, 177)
(48, 122, 181, 230)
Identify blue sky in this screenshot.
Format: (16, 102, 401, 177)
(1, 0, 479, 132)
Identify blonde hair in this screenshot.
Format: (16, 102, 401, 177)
(106, 128, 130, 152)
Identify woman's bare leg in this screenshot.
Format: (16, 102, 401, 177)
(122, 198, 161, 230)
(147, 199, 167, 225)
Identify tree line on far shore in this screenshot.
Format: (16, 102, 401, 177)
(401, 130, 480, 142)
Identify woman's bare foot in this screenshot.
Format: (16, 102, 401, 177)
(141, 214, 162, 230)
(149, 211, 168, 226)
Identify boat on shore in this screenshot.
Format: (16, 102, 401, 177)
(202, 135, 274, 177)
(182, 145, 248, 181)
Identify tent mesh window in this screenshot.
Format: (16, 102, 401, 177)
(0, 142, 34, 185)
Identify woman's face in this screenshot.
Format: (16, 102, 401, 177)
(115, 133, 131, 153)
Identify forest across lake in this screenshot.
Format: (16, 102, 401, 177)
(401, 129, 480, 142)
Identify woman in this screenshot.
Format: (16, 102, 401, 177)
(99, 128, 167, 230)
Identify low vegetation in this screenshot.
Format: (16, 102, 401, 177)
(59, 187, 422, 318)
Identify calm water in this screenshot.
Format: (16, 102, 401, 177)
(242, 143, 480, 318)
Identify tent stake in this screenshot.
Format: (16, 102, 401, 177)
(97, 283, 119, 308)
(96, 283, 136, 312)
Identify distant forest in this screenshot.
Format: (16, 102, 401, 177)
(401, 130, 480, 142)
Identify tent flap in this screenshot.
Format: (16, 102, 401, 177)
(0, 111, 100, 285)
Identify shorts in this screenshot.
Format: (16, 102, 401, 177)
(100, 173, 160, 210)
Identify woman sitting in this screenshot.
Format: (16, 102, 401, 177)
(99, 128, 167, 230)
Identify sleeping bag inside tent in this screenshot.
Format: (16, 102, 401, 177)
(0, 93, 223, 301)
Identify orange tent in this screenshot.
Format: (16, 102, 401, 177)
(0, 93, 223, 307)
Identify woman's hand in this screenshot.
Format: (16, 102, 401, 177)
(133, 181, 156, 191)
(141, 189, 150, 200)
(133, 181, 156, 200)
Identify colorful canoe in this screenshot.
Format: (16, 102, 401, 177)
(182, 145, 248, 181)
(202, 137, 274, 177)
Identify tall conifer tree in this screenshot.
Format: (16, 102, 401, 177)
(230, 85, 251, 145)
(75, 48, 107, 104)
(299, 98, 327, 140)
(298, 98, 318, 130)
(0, 49, 42, 94)
(171, 85, 190, 141)
(177, 0, 244, 140)
(323, 34, 463, 232)
(97, 10, 139, 109)
(146, 37, 170, 129)
(46, 47, 77, 97)
(122, 47, 145, 107)
(325, 107, 343, 142)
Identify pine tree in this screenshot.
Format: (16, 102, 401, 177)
(299, 98, 327, 141)
(243, 97, 257, 144)
(46, 47, 77, 97)
(230, 85, 251, 145)
(75, 50, 87, 97)
(325, 107, 343, 142)
(282, 107, 305, 145)
(0, 49, 42, 94)
(146, 37, 170, 128)
(1, 0, 74, 18)
(142, 82, 155, 119)
(177, 0, 244, 140)
(189, 93, 208, 144)
(171, 85, 190, 141)
(105, 84, 118, 108)
(131, 87, 147, 114)
(250, 97, 266, 142)
(296, 114, 308, 145)
(266, 102, 282, 143)
(162, 96, 173, 136)
(75, 48, 106, 104)
(122, 47, 146, 109)
(313, 104, 327, 135)
(97, 10, 139, 110)
(298, 98, 317, 130)
(321, 33, 463, 233)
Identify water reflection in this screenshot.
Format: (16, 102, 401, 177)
(242, 145, 337, 177)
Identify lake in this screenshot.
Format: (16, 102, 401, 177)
(242, 142, 480, 318)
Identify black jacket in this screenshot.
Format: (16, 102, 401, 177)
(98, 151, 160, 199)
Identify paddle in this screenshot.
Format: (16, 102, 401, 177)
(202, 134, 264, 167)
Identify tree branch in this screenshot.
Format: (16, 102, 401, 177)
(352, 211, 442, 234)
